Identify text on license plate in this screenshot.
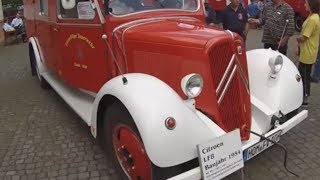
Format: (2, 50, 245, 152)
(243, 130, 282, 161)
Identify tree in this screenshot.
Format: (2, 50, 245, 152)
(2, 0, 22, 8)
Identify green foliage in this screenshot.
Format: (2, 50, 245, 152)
(2, 0, 23, 7)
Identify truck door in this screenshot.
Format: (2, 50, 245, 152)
(35, 0, 57, 73)
(55, 0, 109, 92)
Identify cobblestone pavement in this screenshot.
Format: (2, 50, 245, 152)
(0, 30, 320, 180)
(0, 45, 120, 180)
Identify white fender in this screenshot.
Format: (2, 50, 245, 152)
(246, 49, 303, 134)
(29, 37, 47, 78)
(91, 73, 225, 167)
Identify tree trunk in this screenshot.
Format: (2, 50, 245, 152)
(0, 0, 5, 46)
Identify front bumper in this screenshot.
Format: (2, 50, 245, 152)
(168, 110, 308, 180)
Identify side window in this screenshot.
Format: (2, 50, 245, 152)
(39, 0, 49, 16)
(59, 0, 96, 20)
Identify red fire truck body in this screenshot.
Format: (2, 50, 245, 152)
(23, 0, 307, 179)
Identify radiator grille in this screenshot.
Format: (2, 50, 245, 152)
(208, 42, 251, 140)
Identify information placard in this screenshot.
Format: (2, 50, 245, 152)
(197, 129, 244, 180)
(77, 2, 95, 20)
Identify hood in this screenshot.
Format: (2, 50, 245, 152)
(110, 17, 251, 140)
(112, 17, 231, 50)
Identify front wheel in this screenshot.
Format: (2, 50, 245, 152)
(102, 102, 187, 180)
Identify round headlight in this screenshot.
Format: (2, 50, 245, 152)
(269, 55, 283, 73)
(181, 74, 203, 99)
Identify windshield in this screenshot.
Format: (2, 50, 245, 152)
(109, 0, 199, 16)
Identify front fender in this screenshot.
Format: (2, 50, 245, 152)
(91, 73, 225, 167)
(247, 49, 303, 134)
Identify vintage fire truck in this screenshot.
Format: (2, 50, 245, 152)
(24, 0, 307, 179)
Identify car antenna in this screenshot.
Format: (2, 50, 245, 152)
(102, 34, 128, 85)
(277, 19, 289, 51)
(245, 128, 299, 177)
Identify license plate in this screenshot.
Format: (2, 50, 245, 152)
(243, 130, 282, 161)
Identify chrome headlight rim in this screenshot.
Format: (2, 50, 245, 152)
(181, 73, 204, 99)
(269, 55, 283, 74)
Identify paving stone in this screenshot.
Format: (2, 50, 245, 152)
(6, 171, 16, 176)
(78, 172, 90, 179)
(12, 176, 20, 180)
(56, 176, 67, 180)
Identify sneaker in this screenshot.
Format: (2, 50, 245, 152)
(311, 78, 319, 83)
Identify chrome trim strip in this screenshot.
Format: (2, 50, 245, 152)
(216, 54, 235, 94)
(235, 59, 250, 94)
(109, 0, 201, 18)
(93, 0, 106, 24)
(79, 88, 97, 98)
(225, 30, 235, 40)
(218, 65, 237, 105)
(113, 16, 198, 33)
(55, 23, 101, 27)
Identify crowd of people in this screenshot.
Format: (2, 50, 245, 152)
(205, 0, 319, 106)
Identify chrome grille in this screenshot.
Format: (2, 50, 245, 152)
(208, 42, 251, 140)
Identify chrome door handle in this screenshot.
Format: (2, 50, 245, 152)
(53, 28, 59, 32)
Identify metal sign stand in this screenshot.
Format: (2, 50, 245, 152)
(240, 168, 245, 180)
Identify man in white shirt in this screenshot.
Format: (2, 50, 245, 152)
(3, 23, 15, 32)
(11, 13, 24, 28)
(10, 13, 27, 42)
(3, 18, 15, 32)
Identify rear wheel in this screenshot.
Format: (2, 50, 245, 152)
(102, 102, 191, 180)
(30, 47, 50, 89)
(35, 61, 50, 89)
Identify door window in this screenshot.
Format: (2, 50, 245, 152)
(40, 0, 49, 16)
(59, 0, 96, 19)
(109, 0, 198, 16)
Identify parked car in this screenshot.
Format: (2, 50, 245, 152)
(24, 0, 307, 179)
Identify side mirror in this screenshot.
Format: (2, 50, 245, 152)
(103, 0, 112, 14)
(61, 0, 76, 9)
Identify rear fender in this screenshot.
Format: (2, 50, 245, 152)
(29, 37, 46, 76)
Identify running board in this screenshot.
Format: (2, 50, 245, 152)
(42, 72, 94, 126)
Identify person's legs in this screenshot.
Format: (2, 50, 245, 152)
(298, 62, 309, 104)
(264, 43, 287, 55)
(264, 43, 276, 50)
(305, 64, 312, 97)
(311, 59, 320, 82)
(278, 45, 288, 55)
